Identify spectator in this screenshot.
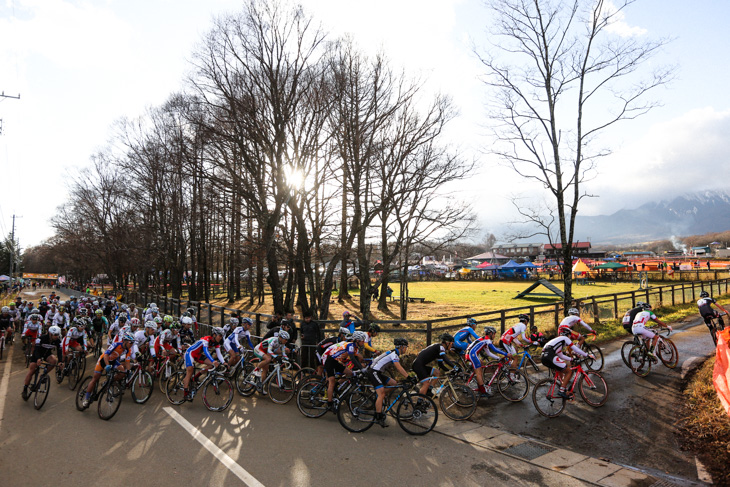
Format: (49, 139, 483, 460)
(386, 286, 393, 299)
(299, 312, 322, 369)
(707, 261, 711, 270)
(371, 286, 379, 302)
(266, 312, 282, 330)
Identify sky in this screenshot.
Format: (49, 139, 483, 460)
(1, 0, 729, 249)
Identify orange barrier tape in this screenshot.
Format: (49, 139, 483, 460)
(713, 328, 730, 417)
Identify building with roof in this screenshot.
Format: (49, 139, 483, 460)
(464, 251, 510, 266)
(490, 243, 542, 260)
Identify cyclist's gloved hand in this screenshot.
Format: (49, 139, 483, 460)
(532, 342, 539, 346)
(104, 364, 112, 372)
(667, 326, 673, 332)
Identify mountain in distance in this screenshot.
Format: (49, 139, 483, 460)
(575, 190, 730, 245)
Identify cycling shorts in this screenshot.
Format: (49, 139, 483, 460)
(184, 349, 208, 367)
(223, 339, 240, 354)
(631, 325, 655, 340)
(23, 330, 39, 340)
(153, 341, 175, 357)
(466, 348, 484, 370)
(324, 356, 345, 377)
(502, 342, 517, 355)
(541, 349, 566, 370)
(94, 357, 123, 375)
(411, 361, 432, 382)
(367, 369, 393, 390)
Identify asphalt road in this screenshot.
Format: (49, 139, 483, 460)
(0, 292, 590, 487)
(470, 314, 714, 485)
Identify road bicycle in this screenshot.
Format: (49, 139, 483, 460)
(56, 350, 86, 390)
(627, 330, 678, 377)
(420, 367, 477, 421)
(337, 375, 438, 435)
(237, 357, 297, 404)
(514, 345, 552, 385)
(150, 353, 183, 394)
(296, 372, 363, 418)
(576, 334, 604, 371)
(0, 332, 5, 361)
(620, 326, 669, 367)
(76, 370, 126, 420)
(165, 364, 234, 412)
(89, 330, 103, 359)
(122, 361, 154, 404)
(464, 357, 529, 402)
(23, 360, 53, 410)
(532, 358, 609, 418)
(706, 312, 726, 346)
(22, 335, 35, 368)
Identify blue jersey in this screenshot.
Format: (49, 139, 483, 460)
(454, 327, 480, 351)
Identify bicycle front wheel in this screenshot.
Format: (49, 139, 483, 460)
(620, 341, 635, 367)
(498, 369, 529, 402)
(296, 378, 328, 418)
(76, 376, 93, 411)
(439, 383, 476, 421)
(98, 381, 123, 420)
(397, 393, 438, 435)
(522, 358, 551, 385)
(159, 362, 174, 394)
(55, 363, 64, 384)
(532, 379, 565, 418)
(268, 370, 296, 405)
(165, 371, 187, 405)
(34, 375, 50, 410)
(68, 360, 80, 391)
(578, 371, 608, 407)
(203, 377, 233, 412)
(131, 371, 154, 404)
(629, 345, 651, 377)
(236, 363, 257, 397)
(658, 339, 678, 369)
(582, 344, 604, 371)
(337, 389, 376, 433)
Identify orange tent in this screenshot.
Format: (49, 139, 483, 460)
(713, 328, 730, 417)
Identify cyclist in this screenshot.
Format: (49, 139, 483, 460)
(128, 303, 139, 319)
(314, 328, 347, 376)
(632, 303, 672, 360)
(108, 314, 128, 341)
(81, 331, 135, 409)
(60, 320, 88, 374)
(321, 331, 366, 411)
(0, 306, 13, 345)
(179, 316, 195, 346)
(52, 304, 70, 330)
(22, 325, 63, 400)
(500, 314, 537, 372)
(161, 315, 174, 331)
(253, 330, 291, 385)
(222, 316, 239, 338)
(8, 302, 20, 334)
(454, 318, 480, 355)
(21, 313, 43, 353)
(621, 301, 646, 334)
(557, 308, 596, 345)
(697, 290, 729, 335)
(182, 327, 226, 400)
(143, 305, 159, 322)
(132, 321, 157, 360)
(90, 309, 108, 349)
(465, 326, 511, 397)
(185, 307, 199, 335)
(412, 333, 457, 396)
(363, 323, 381, 356)
(150, 329, 179, 362)
(367, 337, 410, 427)
(223, 318, 255, 368)
(540, 329, 594, 399)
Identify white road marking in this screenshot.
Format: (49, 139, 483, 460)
(0, 346, 14, 435)
(163, 406, 265, 487)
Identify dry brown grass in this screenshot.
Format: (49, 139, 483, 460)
(679, 355, 730, 485)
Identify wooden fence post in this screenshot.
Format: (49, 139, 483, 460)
(500, 310, 506, 335)
(426, 321, 432, 346)
(255, 313, 261, 337)
(592, 298, 600, 325)
(554, 304, 560, 329)
(631, 291, 636, 308)
(221, 306, 225, 327)
(613, 294, 618, 320)
(671, 283, 675, 306)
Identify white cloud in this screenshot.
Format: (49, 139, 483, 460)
(602, 0, 647, 38)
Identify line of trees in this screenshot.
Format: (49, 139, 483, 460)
(31, 1, 473, 320)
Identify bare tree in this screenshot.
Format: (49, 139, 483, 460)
(479, 0, 671, 310)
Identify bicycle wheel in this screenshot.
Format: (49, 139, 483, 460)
(0, 336, 4, 360)
(710, 325, 718, 346)
(203, 377, 233, 412)
(159, 362, 174, 394)
(439, 383, 477, 421)
(397, 393, 438, 435)
(68, 360, 80, 391)
(296, 378, 328, 418)
(578, 371, 608, 407)
(34, 375, 50, 410)
(165, 371, 187, 405)
(620, 341, 635, 367)
(498, 369, 529, 402)
(76, 376, 93, 411)
(582, 344, 604, 371)
(268, 370, 296, 405)
(629, 345, 651, 377)
(658, 339, 678, 369)
(236, 363, 257, 397)
(522, 358, 551, 385)
(56, 363, 64, 384)
(293, 367, 317, 389)
(532, 378, 565, 418)
(131, 371, 154, 404)
(25, 345, 31, 368)
(98, 380, 123, 420)
(337, 389, 376, 433)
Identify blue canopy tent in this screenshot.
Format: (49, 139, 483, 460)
(498, 260, 526, 278)
(519, 262, 538, 268)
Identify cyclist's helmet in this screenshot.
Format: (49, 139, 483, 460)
(394, 337, 409, 347)
(163, 315, 174, 323)
(368, 323, 381, 334)
(351, 331, 368, 342)
(75, 319, 86, 329)
(182, 311, 191, 318)
(92, 301, 99, 307)
(8, 303, 14, 308)
(187, 307, 196, 316)
(568, 308, 580, 316)
(559, 327, 573, 337)
(635, 301, 646, 308)
(130, 317, 140, 327)
(484, 326, 497, 336)
(440, 333, 455, 343)
(278, 330, 290, 341)
(153, 316, 163, 324)
(641, 302, 652, 311)
(181, 316, 193, 325)
(700, 290, 710, 298)
(518, 314, 530, 323)
(58, 301, 65, 307)
(342, 310, 351, 318)
(31, 308, 40, 314)
(1, 306, 8, 313)
(78, 307, 88, 316)
(338, 327, 350, 336)
(95, 309, 103, 315)
(212, 327, 225, 336)
(149, 303, 157, 309)
(48, 325, 61, 336)
(30, 313, 40, 321)
(122, 331, 135, 342)
(467, 317, 477, 327)
(241, 317, 253, 327)
(229, 317, 240, 326)
(118, 315, 128, 323)
(144, 321, 157, 332)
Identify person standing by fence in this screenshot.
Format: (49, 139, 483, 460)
(300, 312, 321, 369)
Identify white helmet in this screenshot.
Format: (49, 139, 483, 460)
(181, 317, 193, 325)
(352, 331, 368, 342)
(278, 330, 290, 341)
(48, 325, 61, 336)
(568, 308, 580, 316)
(144, 321, 157, 332)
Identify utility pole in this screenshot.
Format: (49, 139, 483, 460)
(9, 214, 21, 281)
(0, 91, 21, 136)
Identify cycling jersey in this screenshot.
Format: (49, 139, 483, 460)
(321, 341, 358, 365)
(31, 334, 62, 362)
(131, 330, 153, 358)
(61, 328, 88, 354)
(52, 312, 70, 329)
(698, 297, 719, 318)
(501, 322, 529, 345)
(557, 315, 593, 337)
(632, 310, 659, 339)
(151, 335, 176, 358)
(465, 337, 507, 369)
(0, 314, 11, 330)
(370, 349, 401, 372)
(540, 336, 587, 370)
(223, 326, 253, 353)
(255, 336, 288, 359)
(184, 336, 224, 367)
(22, 320, 42, 337)
(454, 327, 480, 352)
(622, 306, 643, 331)
(94, 342, 132, 374)
(412, 343, 455, 381)
(90, 316, 108, 333)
